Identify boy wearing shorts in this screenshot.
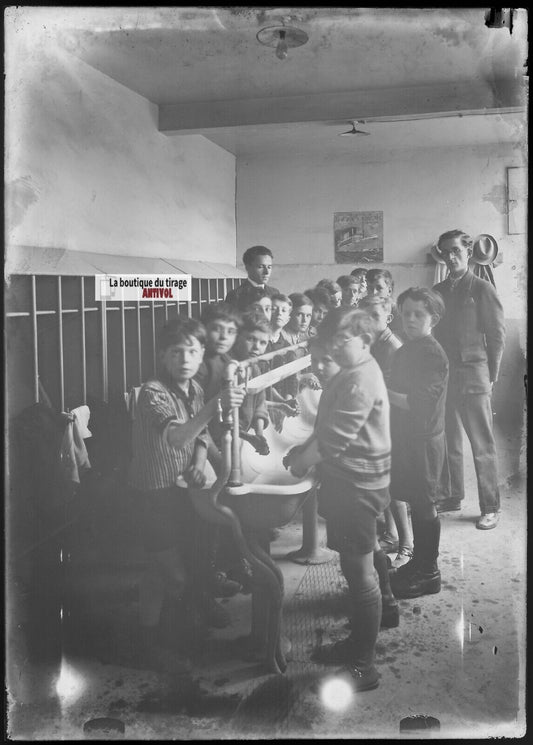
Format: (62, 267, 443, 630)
(285, 307, 391, 691)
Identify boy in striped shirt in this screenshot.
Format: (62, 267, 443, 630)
(128, 317, 244, 672)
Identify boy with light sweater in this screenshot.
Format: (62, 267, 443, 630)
(284, 307, 391, 691)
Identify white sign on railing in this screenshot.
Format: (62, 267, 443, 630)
(95, 274, 192, 302)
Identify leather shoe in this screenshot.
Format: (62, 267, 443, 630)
(311, 636, 359, 665)
(436, 498, 462, 513)
(390, 566, 441, 599)
(335, 664, 380, 692)
(381, 601, 400, 629)
(476, 512, 499, 530)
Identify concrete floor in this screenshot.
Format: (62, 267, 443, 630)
(7, 427, 526, 740)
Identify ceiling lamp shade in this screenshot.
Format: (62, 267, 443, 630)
(256, 25, 309, 60)
(338, 121, 371, 136)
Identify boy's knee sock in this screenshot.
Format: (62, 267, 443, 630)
(373, 548, 395, 602)
(412, 514, 441, 570)
(349, 582, 382, 669)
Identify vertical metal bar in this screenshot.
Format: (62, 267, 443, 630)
(223, 278, 227, 301)
(57, 276, 65, 411)
(120, 299, 127, 394)
(100, 297, 109, 402)
(197, 279, 202, 320)
(31, 275, 39, 403)
(164, 298, 169, 322)
(80, 278, 87, 404)
(187, 278, 193, 318)
(206, 278, 211, 305)
(136, 302, 142, 384)
(151, 301, 156, 377)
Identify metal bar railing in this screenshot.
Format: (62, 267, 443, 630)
(8, 274, 244, 412)
(31, 276, 39, 404)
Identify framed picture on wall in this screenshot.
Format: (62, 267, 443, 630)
(334, 211, 383, 263)
(507, 166, 526, 235)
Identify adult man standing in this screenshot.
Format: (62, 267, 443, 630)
(225, 246, 279, 308)
(432, 230, 505, 530)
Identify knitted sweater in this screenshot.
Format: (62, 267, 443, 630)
(315, 353, 391, 490)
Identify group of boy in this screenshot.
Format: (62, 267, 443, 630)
(127, 233, 505, 688)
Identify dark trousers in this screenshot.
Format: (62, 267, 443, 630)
(445, 388, 500, 514)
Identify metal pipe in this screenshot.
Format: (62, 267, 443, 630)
(237, 340, 308, 369)
(100, 298, 109, 402)
(223, 360, 243, 486)
(151, 301, 156, 377)
(136, 302, 142, 384)
(120, 300, 127, 394)
(80, 277, 87, 404)
(57, 276, 65, 411)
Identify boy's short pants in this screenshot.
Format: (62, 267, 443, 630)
(317, 473, 390, 556)
(136, 485, 203, 554)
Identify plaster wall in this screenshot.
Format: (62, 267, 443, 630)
(236, 143, 526, 319)
(5, 37, 236, 262)
(236, 143, 527, 443)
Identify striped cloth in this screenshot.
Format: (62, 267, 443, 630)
(128, 376, 208, 491)
(315, 355, 391, 490)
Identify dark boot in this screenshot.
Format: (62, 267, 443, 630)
(390, 516, 441, 599)
(312, 583, 381, 675)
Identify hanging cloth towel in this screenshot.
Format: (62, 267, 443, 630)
(433, 263, 448, 284)
(70, 405, 92, 438)
(60, 412, 91, 484)
(126, 386, 142, 419)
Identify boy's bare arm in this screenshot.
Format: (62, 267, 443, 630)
(285, 438, 321, 477)
(166, 387, 244, 450)
(387, 389, 409, 410)
(183, 440, 207, 487)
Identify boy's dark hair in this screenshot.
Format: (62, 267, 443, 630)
(359, 295, 393, 314)
(289, 293, 313, 310)
(308, 334, 331, 352)
(316, 278, 342, 295)
(157, 316, 206, 352)
(396, 287, 445, 321)
(242, 245, 273, 266)
(317, 306, 375, 344)
(306, 287, 333, 309)
(437, 229, 473, 251)
(239, 313, 272, 336)
(271, 293, 293, 308)
(366, 268, 394, 292)
(236, 285, 269, 312)
(201, 302, 242, 329)
(350, 267, 368, 280)
(337, 274, 359, 289)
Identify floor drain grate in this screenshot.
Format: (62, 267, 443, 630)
(230, 556, 348, 736)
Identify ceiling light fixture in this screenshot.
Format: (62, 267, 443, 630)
(256, 25, 309, 60)
(338, 120, 371, 136)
